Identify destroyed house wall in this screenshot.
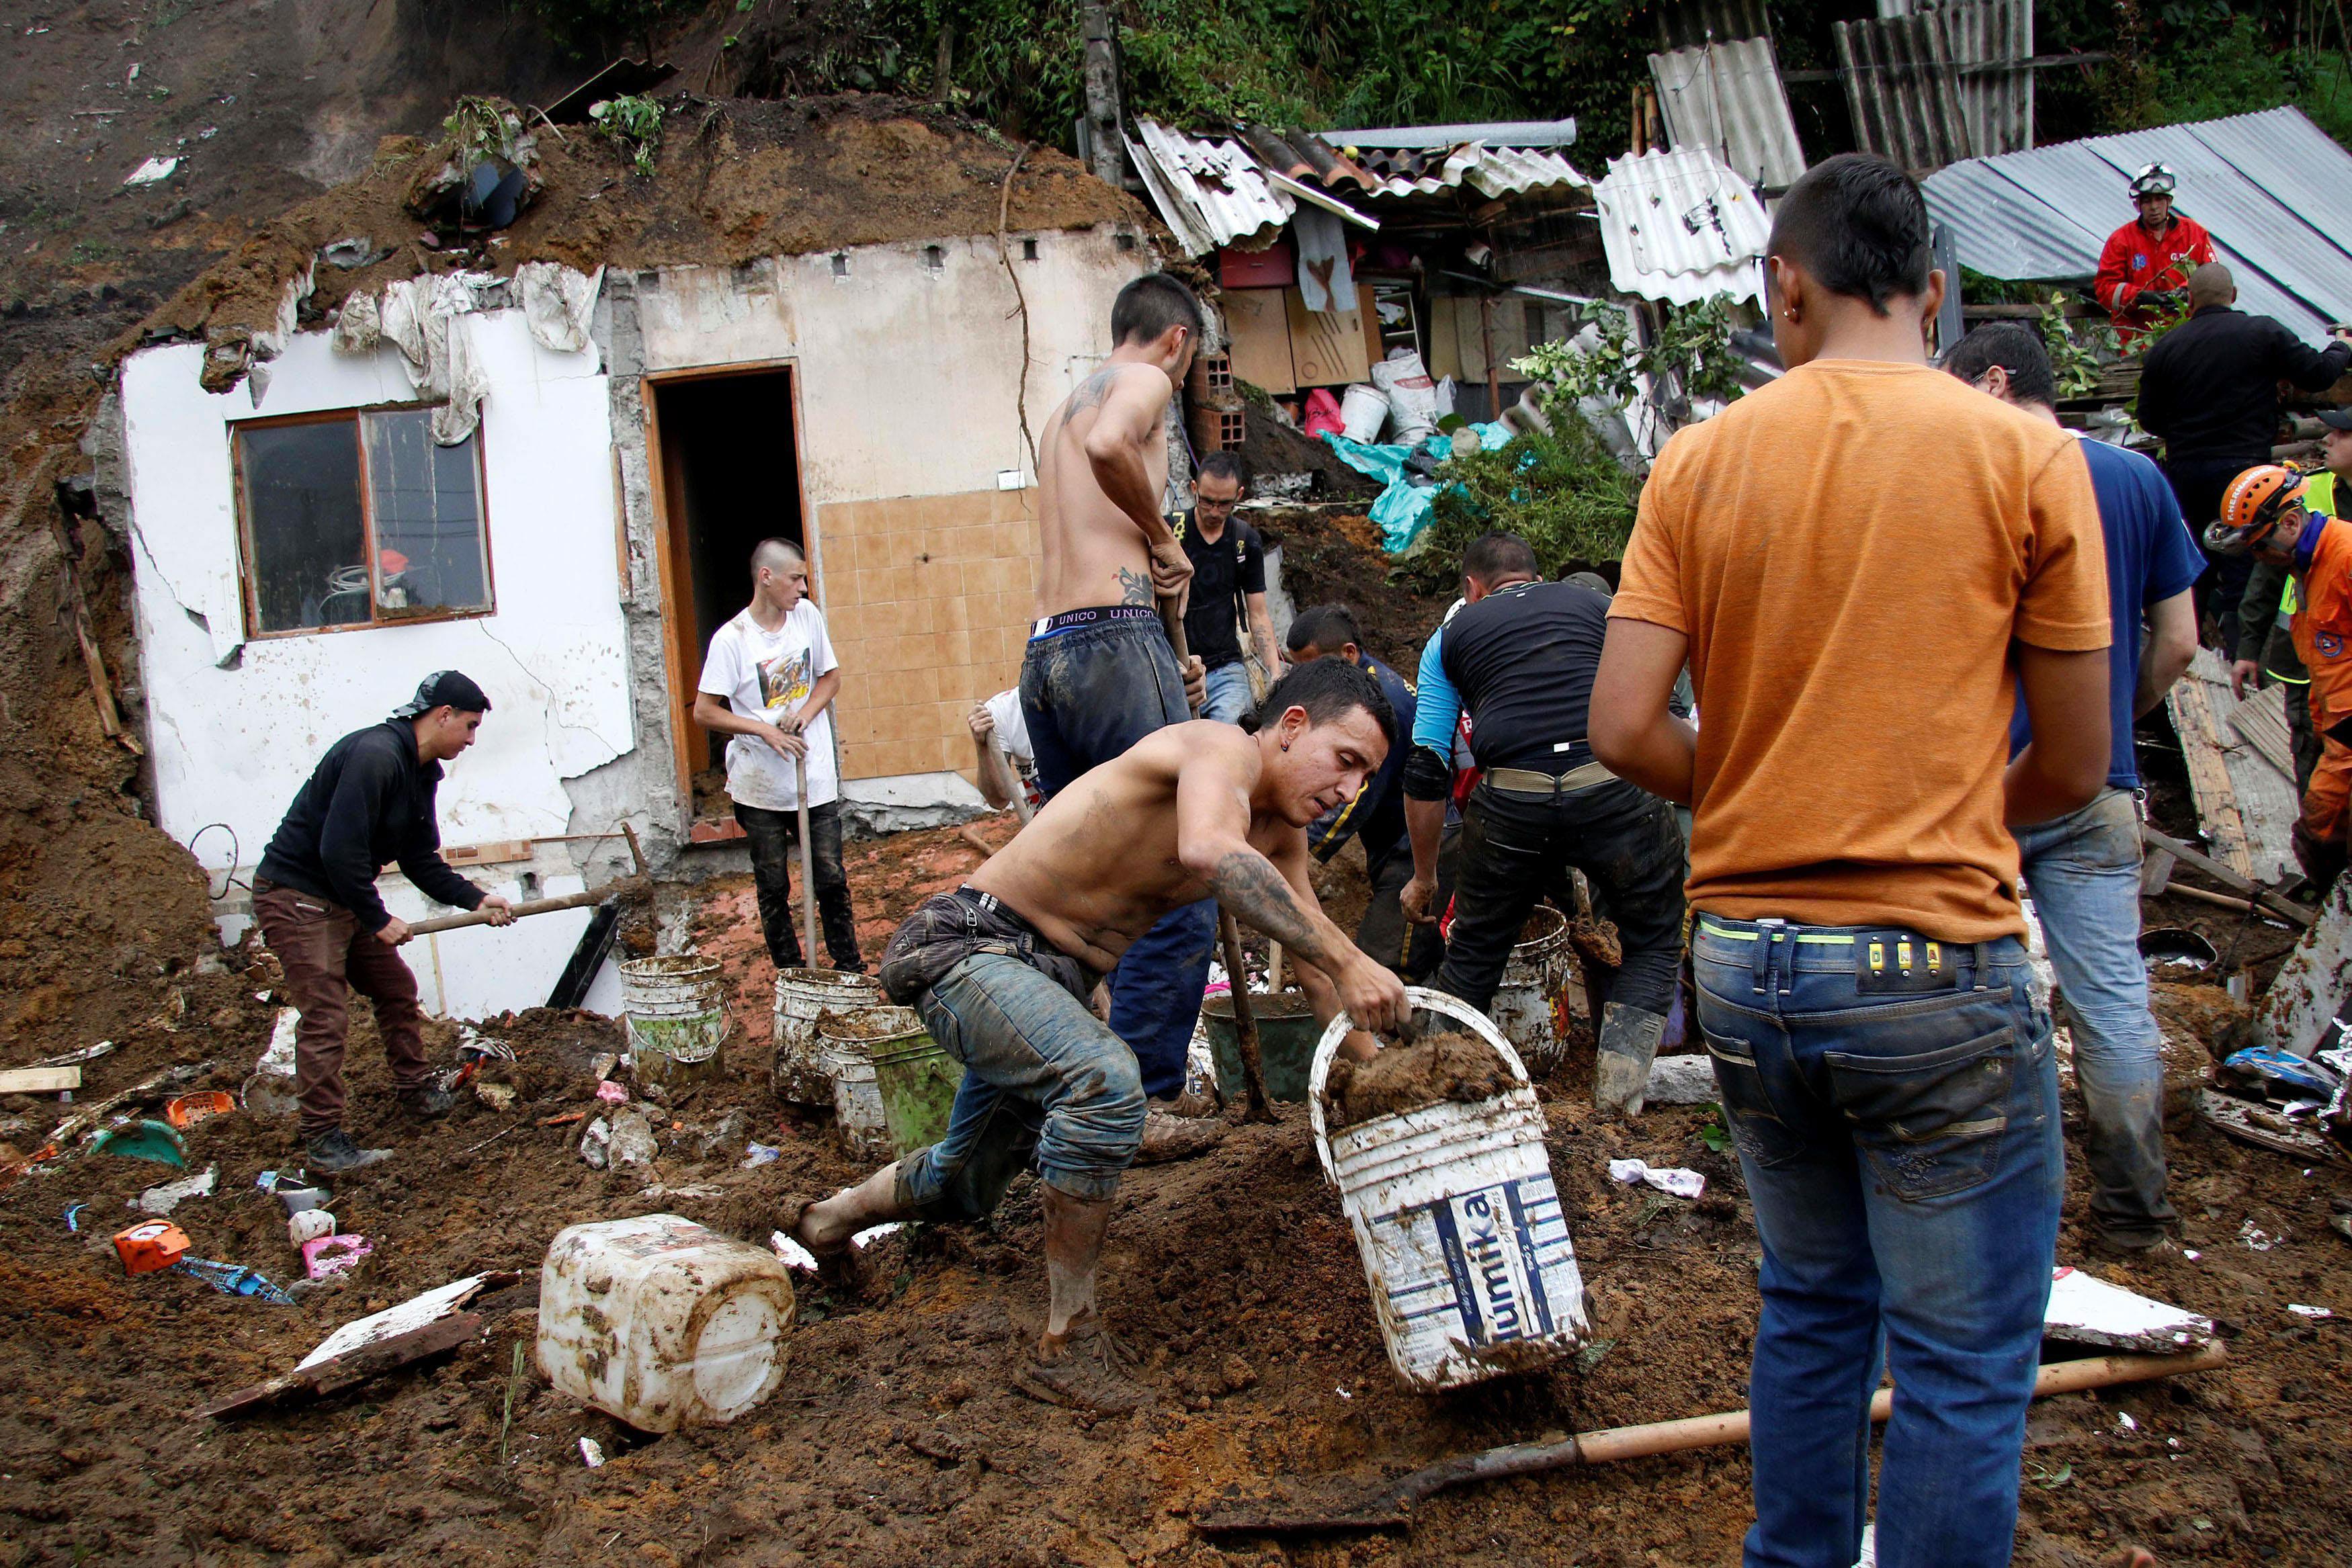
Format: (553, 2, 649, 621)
(624, 222, 1152, 806)
(118, 310, 631, 1016)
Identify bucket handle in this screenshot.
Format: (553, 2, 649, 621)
(1306, 986, 1530, 1187)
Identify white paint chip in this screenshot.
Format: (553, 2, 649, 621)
(123, 156, 179, 187)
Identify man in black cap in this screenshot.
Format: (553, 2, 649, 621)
(253, 670, 515, 1172)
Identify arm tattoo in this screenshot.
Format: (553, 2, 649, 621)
(1207, 849, 1333, 965)
(1118, 566, 1152, 607)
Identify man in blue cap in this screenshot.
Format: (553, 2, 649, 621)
(253, 670, 515, 1172)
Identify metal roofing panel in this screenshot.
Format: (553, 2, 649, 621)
(1648, 36, 1806, 189)
(1834, 11, 1972, 169)
(1591, 147, 1770, 305)
(1937, 0, 2032, 157)
(1129, 120, 1292, 256)
(1656, 0, 1773, 51)
(1321, 119, 1579, 149)
(1924, 107, 2352, 342)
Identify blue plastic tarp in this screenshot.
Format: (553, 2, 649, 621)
(1319, 424, 1511, 554)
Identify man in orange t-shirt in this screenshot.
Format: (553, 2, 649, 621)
(1591, 154, 2113, 1568)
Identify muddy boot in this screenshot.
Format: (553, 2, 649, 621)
(397, 1084, 457, 1118)
(1593, 1002, 1667, 1119)
(1134, 1105, 1226, 1166)
(305, 1128, 392, 1173)
(1014, 1315, 1152, 1413)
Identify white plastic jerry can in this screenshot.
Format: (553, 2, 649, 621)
(537, 1214, 795, 1432)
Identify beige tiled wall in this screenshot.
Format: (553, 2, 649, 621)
(816, 487, 1042, 783)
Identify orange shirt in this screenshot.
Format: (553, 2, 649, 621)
(1611, 360, 2110, 941)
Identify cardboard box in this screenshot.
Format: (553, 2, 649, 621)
(1222, 289, 1296, 394)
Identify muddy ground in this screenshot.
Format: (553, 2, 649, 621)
(5, 793, 2351, 1566)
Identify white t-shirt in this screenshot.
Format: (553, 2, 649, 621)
(698, 602, 841, 811)
(982, 689, 1034, 764)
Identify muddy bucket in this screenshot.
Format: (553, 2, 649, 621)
(814, 1006, 915, 1160)
(1202, 990, 1322, 1100)
(870, 1029, 964, 1158)
(1492, 905, 1580, 1074)
(772, 969, 883, 1104)
(1310, 987, 1591, 1392)
(620, 955, 729, 1088)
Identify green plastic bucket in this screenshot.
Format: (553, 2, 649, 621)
(1202, 990, 1322, 1102)
(870, 1027, 964, 1158)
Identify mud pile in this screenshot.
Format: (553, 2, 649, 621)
(1322, 1028, 1516, 1129)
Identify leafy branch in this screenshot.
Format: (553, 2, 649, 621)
(591, 94, 666, 177)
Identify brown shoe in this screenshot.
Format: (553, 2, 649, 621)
(1013, 1318, 1152, 1413)
(1134, 1107, 1226, 1165)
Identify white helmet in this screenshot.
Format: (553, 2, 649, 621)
(2129, 163, 2177, 199)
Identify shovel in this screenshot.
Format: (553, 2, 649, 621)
(1194, 1346, 2227, 1535)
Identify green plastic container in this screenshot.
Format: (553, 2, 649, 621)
(870, 1026, 964, 1158)
(1202, 990, 1322, 1102)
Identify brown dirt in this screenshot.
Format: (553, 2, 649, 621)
(1257, 508, 1452, 674)
(1238, 415, 1382, 502)
(1322, 1029, 1518, 1131)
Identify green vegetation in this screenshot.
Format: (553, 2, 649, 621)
(591, 93, 667, 174)
(1407, 410, 1641, 589)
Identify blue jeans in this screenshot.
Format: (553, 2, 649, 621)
(896, 951, 1146, 1215)
(1200, 660, 1254, 724)
(2014, 788, 2176, 1244)
(1019, 613, 1216, 1098)
(1695, 915, 2062, 1568)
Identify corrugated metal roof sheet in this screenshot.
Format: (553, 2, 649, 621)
(1591, 147, 1770, 305)
(1834, 11, 1972, 169)
(1322, 120, 1579, 148)
(1130, 118, 1589, 257)
(1937, 0, 2033, 157)
(1656, 0, 1773, 50)
(1923, 107, 2352, 343)
(1648, 36, 1806, 189)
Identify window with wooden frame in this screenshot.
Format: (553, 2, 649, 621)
(232, 406, 493, 638)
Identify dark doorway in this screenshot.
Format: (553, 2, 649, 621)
(647, 366, 805, 818)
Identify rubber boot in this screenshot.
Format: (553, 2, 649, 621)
(1593, 1002, 1667, 1119)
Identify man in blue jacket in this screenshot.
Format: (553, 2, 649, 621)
(253, 670, 514, 1172)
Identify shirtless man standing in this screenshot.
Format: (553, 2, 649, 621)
(1019, 273, 1219, 1116)
(790, 661, 1410, 1411)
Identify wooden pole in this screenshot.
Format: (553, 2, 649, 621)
(407, 879, 646, 936)
(794, 754, 818, 967)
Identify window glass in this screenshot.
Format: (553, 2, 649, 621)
(238, 421, 367, 633)
(363, 408, 490, 616)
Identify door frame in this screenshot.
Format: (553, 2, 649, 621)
(640, 359, 816, 818)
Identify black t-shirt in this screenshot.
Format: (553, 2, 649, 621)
(1440, 579, 1609, 772)
(1173, 510, 1267, 670)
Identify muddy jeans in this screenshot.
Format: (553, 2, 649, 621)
(1435, 777, 1685, 1016)
(1696, 916, 2060, 1568)
(2014, 787, 2177, 1245)
(253, 880, 431, 1137)
(735, 799, 862, 973)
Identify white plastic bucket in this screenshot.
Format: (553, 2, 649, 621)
(537, 1213, 795, 1432)
(619, 955, 729, 1087)
(1492, 904, 1581, 1072)
(1310, 987, 1591, 1391)
(771, 968, 883, 1104)
(1339, 381, 1388, 443)
(816, 1005, 915, 1160)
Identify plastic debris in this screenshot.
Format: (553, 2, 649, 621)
(178, 1256, 296, 1304)
(588, 1052, 620, 1082)
(770, 1230, 821, 1272)
(89, 1120, 186, 1168)
(2287, 1303, 2334, 1319)
(2044, 1267, 2213, 1350)
(122, 155, 179, 187)
(136, 1164, 217, 1215)
(579, 1117, 611, 1170)
(2239, 1221, 2277, 1251)
(165, 1091, 236, 1129)
(741, 1142, 783, 1169)
(474, 1080, 517, 1112)
(302, 1234, 373, 1280)
(1642, 1053, 1718, 1105)
(1607, 1158, 1706, 1200)
(607, 1110, 657, 1168)
(63, 1203, 87, 1232)
(2221, 1046, 2341, 1101)
(114, 1219, 190, 1273)
(320, 235, 392, 270)
(851, 1221, 905, 1250)
(2117, 1411, 2138, 1431)
(288, 1209, 337, 1248)
(595, 1080, 629, 1105)
(580, 1437, 606, 1468)
(257, 1010, 300, 1075)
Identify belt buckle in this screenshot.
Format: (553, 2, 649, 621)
(1853, 929, 1957, 993)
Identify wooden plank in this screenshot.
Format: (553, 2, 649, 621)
(1285, 285, 1372, 388)
(2140, 826, 2314, 928)
(0, 1066, 80, 1094)
(1222, 288, 1296, 395)
(444, 839, 534, 867)
(2227, 683, 2296, 781)
(199, 1312, 487, 1420)
(2167, 650, 2255, 880)
(2184, 651, 2298, 884)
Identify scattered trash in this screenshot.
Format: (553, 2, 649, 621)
(2239, 1221, 2277, 1251)
(137, 1164, 217, 1216)
(588, 1051, 620, 1082)
(456, 1027, 517, 1063)
(851, 1221, 905, 1250)
(2286, 1303, 2334, 1319)
(2044, 1267, 2214, 1351)
(178, 1257, 295, 1304)
(579, 1117, 610, 1169)
(607, 1110, 657, 1168)
(90, 1120, 186, 1168)
(319, 235, 392, 270)
(2199, 1089, 2335, 1160)
(0, 1065, 80, 1094)
(302, 1275, 501, 1370)
(1641, 1054, 1717, 1105)
(473, 1080, 517, 1112)
(2184, 1248, 2203, 1260)
(2116, 1411, 2138, 1432)
(541, 1110, 586, 1127)
(165, 1091, 237, 1129)
(204, 1272, 515, 1419)
(2138, 928, 2218, 975)
(595, 1080, 629, 1105)
(34, 1041, 116, 1069)
(114, 1219, 190, 1273)
(770, 1230, 820, 1272)
(302, 1234, 373, 1280)
(2220, 1047, 2341, 1102)
(741, 1141, 783, 1169)
(580, 1437, 607, 1468)
(276, 1184, 329, 1216)
(122, 155, 180, 187)
(288, 1209, 337, 1248)
(1607, 1158, 1706, 1200)
(1335, 1386, 1353, 1399)
(257, 1010, 300, 1075)
(62, 1202, 86, 1232)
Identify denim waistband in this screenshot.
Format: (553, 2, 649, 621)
(1029, 605, 1161, 641)
(1695, 913, 2025, 986)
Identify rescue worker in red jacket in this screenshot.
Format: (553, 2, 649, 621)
(2095, 163, 2216, 346)
(2206, 465, 2352, 891)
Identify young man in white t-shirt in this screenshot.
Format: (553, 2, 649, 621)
(691, 538, 864, 974)
(966, 689, 1041, 816)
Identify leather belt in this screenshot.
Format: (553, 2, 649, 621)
(1484, 760, 1616, 796)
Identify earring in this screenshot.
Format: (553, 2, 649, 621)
(1281, 740, 1290, 750)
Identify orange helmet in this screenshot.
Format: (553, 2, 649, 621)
(2204, 465, 2308, 556)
